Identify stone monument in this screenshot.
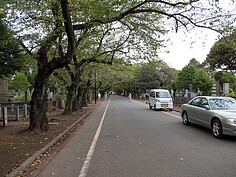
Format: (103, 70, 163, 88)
(0, 78, 10, 102)
(211, 83, 217, 96)
(223, 83, 230, 96)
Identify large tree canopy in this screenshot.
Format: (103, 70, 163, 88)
(206, 29, 236, 72)
(176, 64, 213, 94)
(176, 64, 197, 91)
(3, 0, 236, 131)
(135, 60, 177, 91)
(192, 69, 214, 95)
(0, 20, 24, 78)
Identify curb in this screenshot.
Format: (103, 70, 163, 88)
(6, 105, 98, 177)
(173, 108, 180, 112)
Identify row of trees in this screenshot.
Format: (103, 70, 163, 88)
(8, 56, 236, 105)
(1, 0, 236, 132)
(112, 58, 236, 97)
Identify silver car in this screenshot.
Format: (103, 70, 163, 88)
(180, 96, 236, 138)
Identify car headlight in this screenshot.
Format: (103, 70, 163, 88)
(226, 119, 236, 124)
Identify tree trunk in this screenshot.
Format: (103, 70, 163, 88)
(86, 79, 92, 104)
(81, 88, 88, 107)
(68, 71, 80, 112)
(27, 0, 77, 132)
(81, 78, 92, 107)
(87, 89, 92, 104)
(72, 94, 78, 112)
(28, 73, 49, 132)
(77, 86, 83, 109)
(63, 84, 75, 115)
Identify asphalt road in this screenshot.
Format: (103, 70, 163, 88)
(35, 95, 236, 177)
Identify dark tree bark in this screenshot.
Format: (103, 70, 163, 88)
(81, 88, 88, 107)
(87, 89, 92, 104)
(79, 75, 92, 107)
(72, 93, 78, 112)
(63, 84, 75, 115)
(28, 0, 77, 132)
(77, 86, 83, 110)
(63, 64, 77, 114)
(64, 57, 82, 113)
(28, 69, 50, 131)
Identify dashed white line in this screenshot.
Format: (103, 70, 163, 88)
(78, 98, 111, 177)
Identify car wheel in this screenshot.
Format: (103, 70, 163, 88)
(212, 119, 223, 139)
(169, 109, 173, 111)
(182, 111, 190, 125)
(149, 103, 152, 109)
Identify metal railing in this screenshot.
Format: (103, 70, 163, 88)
(0, 102, 28, 127)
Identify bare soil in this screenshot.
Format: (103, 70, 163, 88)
(0, 103, 97, 177)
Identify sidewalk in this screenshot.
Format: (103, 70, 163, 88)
(0, 103, 98, 177)
(15, 100, 108, 177)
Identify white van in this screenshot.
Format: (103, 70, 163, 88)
(149, 89, 173, 111)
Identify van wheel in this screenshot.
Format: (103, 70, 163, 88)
(169, 109, 173, 111)
(149, 103, 152, 109)
(154, 104, 157, 111)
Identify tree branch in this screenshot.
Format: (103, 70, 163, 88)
(61, 0, 76, 57)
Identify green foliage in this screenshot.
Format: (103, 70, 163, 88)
(0, 20, 25, 78)
(193, 69, 214, 95)
(8, 72, 31, 91)
(176, 65, 197, 91)
(20, 55, 38, 89)
(176, 64, 215, 95)
(214, 71, 236, 92)
(135, 60, 177, 91)
(188, 58, 201, 68)
(103, 61, 136, 94)
(206, 29, 236, 72)
(13, 94, 31, 102)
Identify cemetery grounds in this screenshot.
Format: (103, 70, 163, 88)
(0, 104, 97, 177)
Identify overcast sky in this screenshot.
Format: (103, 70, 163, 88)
(159, 28, 219, 70)
(158, 0, 236, 70)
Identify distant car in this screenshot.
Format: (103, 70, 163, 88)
(149, 89, 173, 111)
(180, 96, 236, 138)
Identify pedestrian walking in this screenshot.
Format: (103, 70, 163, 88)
(128, 92, 132, 102)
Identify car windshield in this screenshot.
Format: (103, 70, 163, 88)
(209, 98, 236, 110)
(156, 92, 171, 98)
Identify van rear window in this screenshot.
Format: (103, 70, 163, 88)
(156, 92, 171, 98)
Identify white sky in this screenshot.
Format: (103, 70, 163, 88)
(158, 0, 235, 70)
(159, 28, 219, 70)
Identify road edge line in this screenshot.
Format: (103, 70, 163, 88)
(6, 104, 100, 177)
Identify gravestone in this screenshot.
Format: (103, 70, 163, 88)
(223, 83, 230, 96)
(216, 81, 220, 96)
(188, 84, 193, 92)
(0, 78, 10, 102)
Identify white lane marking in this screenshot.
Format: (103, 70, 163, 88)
(78, 98, 111, 177)
(162, 111, 182, 120)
